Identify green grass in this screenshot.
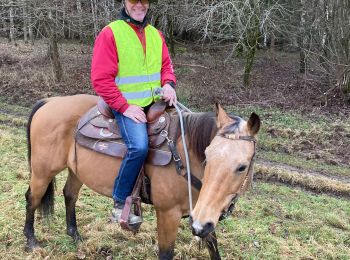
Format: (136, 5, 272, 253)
(0, 102, 349, 259)
(0, 97, 32, 116)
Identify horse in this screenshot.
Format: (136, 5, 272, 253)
(23, 94, 260, 259)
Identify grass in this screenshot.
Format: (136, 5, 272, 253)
(0, 102, 350, 259)
(254, 163, 350, 197)
(223, 105, 350, 179)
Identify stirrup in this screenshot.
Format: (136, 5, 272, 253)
(119, 195, 143, 233)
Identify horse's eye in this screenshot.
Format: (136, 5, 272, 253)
(237, 165, 247, 172)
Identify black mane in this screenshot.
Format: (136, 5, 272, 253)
(183, 112, 242, 162)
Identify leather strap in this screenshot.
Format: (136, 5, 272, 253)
(119, 166, 144, 232)
(167, 140, 184, 174)
(162, 130, 202, 191)
(182, 170, 202, 191)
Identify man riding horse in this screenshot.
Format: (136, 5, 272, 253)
(91, 0, 177, 225)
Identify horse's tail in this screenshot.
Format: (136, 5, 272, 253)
(27, 99, 47, 173)
(27, 99, 55, 218)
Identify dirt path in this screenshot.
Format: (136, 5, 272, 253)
(257, 159, 350, 184)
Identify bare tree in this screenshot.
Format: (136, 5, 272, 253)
(9, 1, 15, 43)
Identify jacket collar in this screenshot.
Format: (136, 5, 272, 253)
(118, 8, 148, 28)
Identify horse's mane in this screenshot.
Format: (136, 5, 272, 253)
(183, 112, 243, 162)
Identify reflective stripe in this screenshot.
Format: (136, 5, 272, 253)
(116, 72, 160, 85)
(122, 89, 152, 100)
(122, 87, 162, 100)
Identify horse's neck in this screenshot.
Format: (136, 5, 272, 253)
(176, 138, 205, 180)
(175, 111, 217, 180)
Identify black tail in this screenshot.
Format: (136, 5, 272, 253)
(39, 180, 55, 218)
(27, 99, 55, 218)
(27, 99, 47, 173)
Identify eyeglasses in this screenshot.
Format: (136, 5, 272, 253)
(128, 0, 149, 5)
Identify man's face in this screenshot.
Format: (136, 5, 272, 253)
(125, 0, 149, 22)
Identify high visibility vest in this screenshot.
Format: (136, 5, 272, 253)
(108, 20, 162, 107)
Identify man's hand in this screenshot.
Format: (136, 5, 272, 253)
(161, 84, 177, 106)
(123, 105, 147, 123)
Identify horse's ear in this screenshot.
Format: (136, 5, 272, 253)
(215, 103, 232, 128)
(247, 112, 261, 136)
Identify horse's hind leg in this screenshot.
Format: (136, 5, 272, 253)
(63, 169, 83, 243)
(23, 175, 55, 251)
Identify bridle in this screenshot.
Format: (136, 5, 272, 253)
(171, 102, 257, 222)
(216, 133, 257, 221)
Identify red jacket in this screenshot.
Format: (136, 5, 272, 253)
(91, 22, 176, 113)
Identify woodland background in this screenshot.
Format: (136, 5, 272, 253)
(0, 1, 349, 259)
(0, 0, 349, 97)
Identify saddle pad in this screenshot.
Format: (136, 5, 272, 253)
(75, 102, 180, 167)
(79, 123, 121, 140)
(76, 132, 172, 166)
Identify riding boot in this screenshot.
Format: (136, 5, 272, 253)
(111, 201, 143, 225)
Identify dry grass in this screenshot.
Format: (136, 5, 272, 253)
(255, 163, 350, 197)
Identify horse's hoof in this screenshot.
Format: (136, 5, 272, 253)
(25, 239, 41, 252)
(68, 229, 83, 244)
(74, 233, 83, 244)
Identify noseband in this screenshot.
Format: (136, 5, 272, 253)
(217, 133, 256, 221)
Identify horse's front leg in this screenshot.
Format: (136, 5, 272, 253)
(204, 231, 221, 260)
(156, 208, 182, 260)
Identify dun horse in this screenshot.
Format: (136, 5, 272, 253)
(24, 94, 260, 259)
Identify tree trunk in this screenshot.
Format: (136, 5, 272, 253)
(299, 0, 307, 73)
(91, 0, 98, 38)
(9, 5, 15, 43)
(341, 69, 350, 94)
(23, 0, 28, 43)
(319, 0, 331, 84)
(77, 0, 83, 40)
(45, 11, 63, 82)
(243, 0, 260, 87)
(49, 35, 63, 82)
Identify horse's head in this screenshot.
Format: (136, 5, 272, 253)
(190, 104, 260, 238)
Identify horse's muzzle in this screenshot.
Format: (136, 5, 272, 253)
(189, 216, 215, 238)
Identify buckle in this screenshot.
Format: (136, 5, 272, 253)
(173, 155, 181, 162)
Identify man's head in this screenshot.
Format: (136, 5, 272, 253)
(123, 0, 152, 22)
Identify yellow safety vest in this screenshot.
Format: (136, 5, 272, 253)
(108, 20, 162, 107)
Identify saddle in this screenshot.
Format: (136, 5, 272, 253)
(75, 98, 179, 167)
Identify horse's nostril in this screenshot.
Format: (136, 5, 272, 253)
(203, 222, 214, 233)
(199, 221, 215, 238)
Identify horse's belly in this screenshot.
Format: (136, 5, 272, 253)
(68, 144, 120, 197)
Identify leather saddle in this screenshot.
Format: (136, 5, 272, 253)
(75, 98, 179, 166)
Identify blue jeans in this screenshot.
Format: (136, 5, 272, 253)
(112, 110, 149, 203)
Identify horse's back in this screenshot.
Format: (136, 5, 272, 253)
(32, 94, 98, 124)
(30, 95, 98, 174)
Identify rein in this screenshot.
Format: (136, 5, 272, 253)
(174, 103, 195, 213)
